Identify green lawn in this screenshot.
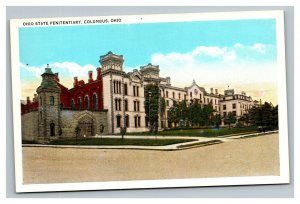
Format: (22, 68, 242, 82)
(125, 126, 258, 137)
(49, 138, 196, 146)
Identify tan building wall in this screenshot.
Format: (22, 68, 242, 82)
(21, 111, 38, 141)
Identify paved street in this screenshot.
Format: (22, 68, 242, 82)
(22, 133, 279, 184)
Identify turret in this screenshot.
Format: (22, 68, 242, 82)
(36, 65, 61, 140)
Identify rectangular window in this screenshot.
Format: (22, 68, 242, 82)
(133, 86, 136, 96)
(166, 91, 169, 98)
(184, 94, 186, 100)
(134, 116, 137, 127)
(125, 116, 129, 127)
(124, 84, 128, 95)
(116, 115, 121, 128)
(233, 111, 236, 116)
(134, 101, 137, 111)
(178, 93, 181, 100)
(173, 92, 175, 99)
(223, 105, 226, 110)
(137, 86, 139, 97)
(137, 101, 140, 111)
(125, 100, 128, 111)
(232, 103, 236, 109)
(138, 116, 141, 127)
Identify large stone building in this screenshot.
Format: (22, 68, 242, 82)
(21, 51, 256, 141)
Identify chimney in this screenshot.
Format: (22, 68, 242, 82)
(54, 73, 59, 82)
(26, 97, 30, 104)
(97, 68, 102, 80)
(210, 88, 213, 94)
(215, 89, 218, 95)
(74, 77, 78, 87)
(88, 71, 93, 83)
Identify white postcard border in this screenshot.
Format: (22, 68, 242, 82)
(10, 10, 290, 193)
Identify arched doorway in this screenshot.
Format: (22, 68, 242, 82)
(78, 115, 94, 137)
(50, 123, 55, 136)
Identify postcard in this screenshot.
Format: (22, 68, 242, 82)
(10, 10, 289, 193)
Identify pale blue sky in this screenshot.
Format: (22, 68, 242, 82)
(19, 18, 278, 103)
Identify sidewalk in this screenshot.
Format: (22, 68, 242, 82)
(22, 130, 278, 151)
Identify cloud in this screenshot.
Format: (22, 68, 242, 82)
(20, 62, 98, 99)
(151, 43, 278, 103)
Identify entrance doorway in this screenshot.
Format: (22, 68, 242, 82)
(78, 116, 94, 137)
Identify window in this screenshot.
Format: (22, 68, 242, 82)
(223, 105, 226, 110)
(134, 116, 140, 127)
(138, 116, 141, 127)
(71, 99, 75, 109)
(145, 117, 149, 127)
(166, 91, 169, 98)
(78, 98, 82, 109)
(233, 111, 236, 116)
(93, 94, 98, 110)
(115, 99, 122, 111)
(190, 92, 192, 98)
(134, 101, 137, 111)
(223, 112, 227, 117)
(134, 116, 138, 127)
(137, 101, 140, 111)
(85, 96, 89, 109)
(113, 81, 116, 94)
(178, 93, 181, 100)
(125, 115, 129, 127)
(116, 115, 121, 128)
(124, 100, 128, 111)
(166, 100, 169, 107)
(133, 86, 136, 96)
(136, 86, 139, 97)
(124, 84, 128, 95)
(232, 103, 236, 109)
(50, 96, 54, 105)
(184, 94, 186, 100)
(173, 92, 175, 99)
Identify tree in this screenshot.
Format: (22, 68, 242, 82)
(120, 126, 127, 144)
(224, 112, 236, 129)
(144, 84, 161, 133)
(248, 102, 278, 130)
(213, 114, 222, 129)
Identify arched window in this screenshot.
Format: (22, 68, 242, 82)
(78, 97, 82, 109)
(71, 99, 75, 109)
(50, 96, 54, 105)
(85, 95, 89, 109)
(116, 115, 121, 128)
(50, 123, 55, 136)
(125, 115, 129, 127)
(93, 94, 98, 110)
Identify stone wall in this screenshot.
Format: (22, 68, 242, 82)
(60, 109, 108, 138)
(21, 111, 38, 141)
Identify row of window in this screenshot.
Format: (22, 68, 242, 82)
(71, 94, 98, 110)
(114, 99, 141, 112)
(165, 91, 186, 100)
(112, 80, 140, 97)
(116, 115, 142, 128)
(222, 103, 252, 110)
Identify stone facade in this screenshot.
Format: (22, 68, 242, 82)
(21, 51, 257, 141)
(21, 111, 38, 141)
